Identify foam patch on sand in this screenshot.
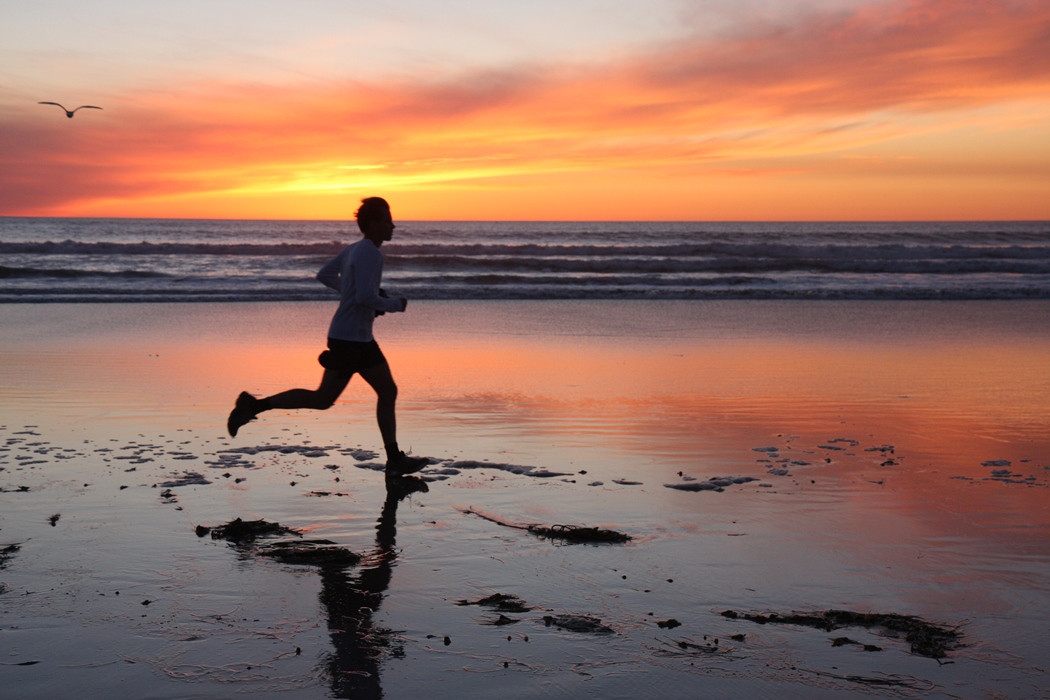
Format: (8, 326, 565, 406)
(338, 448, 380, 461)
(220, 444, 338, 457)
(206, 444, 366, 469)
(355, 459, 574, 479)
(158, 471, 212, 487)
(665, 476, 759, 492)
(751, 436, 899, 478)
(444, 460, 574, 478)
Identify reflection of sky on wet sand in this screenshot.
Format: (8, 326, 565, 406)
(1, 300, 1048, 697)
(3, 300, 1048, 544)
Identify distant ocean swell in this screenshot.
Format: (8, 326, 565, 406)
(0, 241, 345, 256)
(4, 240, 1050, 262)
(0, 265, 167, 279)
(0, 219, 1047, 302)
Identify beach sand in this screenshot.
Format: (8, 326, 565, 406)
(2, 300, 1049, 699)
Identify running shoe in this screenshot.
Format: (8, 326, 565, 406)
(227, 391, 260, 437)
(385, 451, 429, 477)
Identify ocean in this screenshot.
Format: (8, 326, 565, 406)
(0, 218, 1047, 302)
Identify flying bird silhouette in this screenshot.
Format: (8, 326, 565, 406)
(39, 102, 103, 118)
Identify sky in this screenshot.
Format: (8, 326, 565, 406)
(1, 0, 1048, 221)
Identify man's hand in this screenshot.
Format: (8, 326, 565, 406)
(376, 288, 388, 316)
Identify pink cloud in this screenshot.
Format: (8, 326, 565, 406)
(1, 0, 1047, 216)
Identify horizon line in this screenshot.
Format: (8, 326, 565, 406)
(2, 215, 1047, 224)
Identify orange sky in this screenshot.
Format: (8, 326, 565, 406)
(2, 0, 1049, 220)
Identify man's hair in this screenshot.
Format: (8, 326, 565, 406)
(355, 197, 390, 233)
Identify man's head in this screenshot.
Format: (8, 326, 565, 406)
(355, 197, 394, 245)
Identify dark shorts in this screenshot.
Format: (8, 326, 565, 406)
(318, 338, 387, 375)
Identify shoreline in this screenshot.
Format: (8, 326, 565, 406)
(2, 300, 1048, 698)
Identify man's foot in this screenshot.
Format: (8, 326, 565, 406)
(227, 391, 260, 437)
(385, 451, 429, 477)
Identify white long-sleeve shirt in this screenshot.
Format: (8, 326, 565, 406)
(316, 238, 405, 342)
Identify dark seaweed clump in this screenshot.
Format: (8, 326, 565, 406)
(456, 593, 531, 613)
(199, 517, 301, 543)
(0, 543, 19, 568)
(197, 518, 360, 569)
(543, 614, 615, 635)
(0, 544, 18, 594)
(526, 524, 631, 544)
(461, 507, 631, 544)
(721, 609, 961, 659)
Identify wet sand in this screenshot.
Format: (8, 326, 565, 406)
(2, 300, 1049, 699)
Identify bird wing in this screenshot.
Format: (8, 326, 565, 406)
(74, 105, 103, 111)
(39, 101, 68, 109)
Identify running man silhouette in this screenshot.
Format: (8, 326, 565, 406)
(226, 197, 428, 477)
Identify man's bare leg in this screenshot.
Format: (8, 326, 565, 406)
(358, 362, 398, 450)
(359, 362, 427, 475)
(227, 362, 425, 475)
(267, 368, 352, 410)
(227, 369, 350, 436)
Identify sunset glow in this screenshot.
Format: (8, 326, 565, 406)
(2, 0, 1048, 220)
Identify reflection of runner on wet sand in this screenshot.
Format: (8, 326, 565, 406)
(319, 475, 428, 699)
(226, 196, 428, 478)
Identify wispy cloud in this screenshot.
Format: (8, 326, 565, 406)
(2, 0, 1048, 218)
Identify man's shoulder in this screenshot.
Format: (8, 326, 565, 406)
(348, 238, 380, 259)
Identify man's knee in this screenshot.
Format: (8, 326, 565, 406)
(378, 381, 398, 402)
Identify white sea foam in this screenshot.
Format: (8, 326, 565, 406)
(3, 219, 1047, 302)
(665, 476, 758, 492)
(353, 459, 573, 479)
